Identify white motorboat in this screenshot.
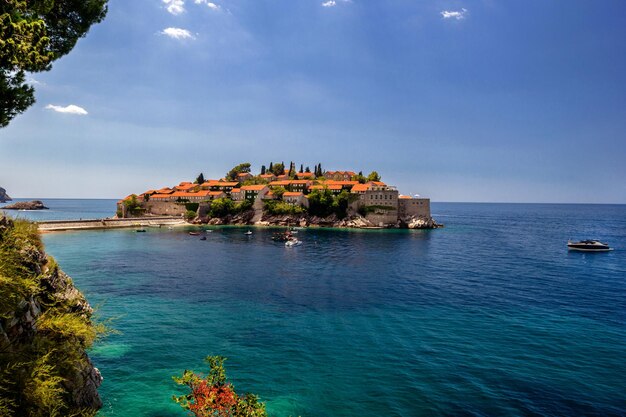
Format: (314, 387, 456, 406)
(285, 238, 302, 247)
(567, 239, 612, 252)
(244, 230, 253, 235)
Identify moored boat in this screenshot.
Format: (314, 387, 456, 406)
(567, 239, 612, 252)
(285, 238, 302, 247)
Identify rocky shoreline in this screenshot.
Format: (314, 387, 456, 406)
(197, 211, 442, 229)
(2, 200, 48, 210)
(0, 216, 102, 414)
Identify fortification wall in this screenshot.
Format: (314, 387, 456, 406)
(141, 201, 187, 216)
(398, 198, 430, 219)
(365, 211, 398, 227)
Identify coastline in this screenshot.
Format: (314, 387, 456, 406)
(37, 216, 186, 232)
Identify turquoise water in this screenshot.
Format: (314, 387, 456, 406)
(40, 203, 626, 416)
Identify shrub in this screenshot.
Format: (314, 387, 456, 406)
(264, 200, 304, 215)
(173, 356, 268, 417)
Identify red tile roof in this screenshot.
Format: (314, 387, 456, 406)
(351, 184, 371, 192)
(283, 192, 303, 197)
(241, 185, 268, 191)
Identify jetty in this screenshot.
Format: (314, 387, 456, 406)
(37, 216, 185, 232)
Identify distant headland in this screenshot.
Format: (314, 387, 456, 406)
(0, 187, 11, 203)
(117, 162, 441, 229)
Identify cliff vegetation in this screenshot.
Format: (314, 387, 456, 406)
(0, 216, 104, 416)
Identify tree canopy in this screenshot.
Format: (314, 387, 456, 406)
(0, 0, 108, 127)
(226, 163, 251, 181)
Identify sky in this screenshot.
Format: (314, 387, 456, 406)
(1, 0, 625, 203)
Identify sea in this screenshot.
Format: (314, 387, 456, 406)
(2, 199, 625, 416)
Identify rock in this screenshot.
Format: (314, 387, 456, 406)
(0, 187, 11, 203)
(403, 215, 441, 229)
(2, 200, 49, 210)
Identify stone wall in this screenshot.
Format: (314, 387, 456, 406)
(365, 210, 399, 227)
(140, 201, 187, 216)
(398, 198, 430, 219)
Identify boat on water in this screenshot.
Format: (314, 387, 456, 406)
(136, 229, 146, 233)
(189, 231, 201, 236)
(285, 238, 302, 247)
(567, 239, 612, 252)
(200, 236, 207, 241)
(272, 231, 293, 242)
(244, 230, 253, 235)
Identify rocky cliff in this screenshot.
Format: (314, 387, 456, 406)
(197, 210, 441, 229)
(0, 216, 102, 416)
(0, 187, 11, 203)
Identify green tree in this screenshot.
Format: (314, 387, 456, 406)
(268, 162, 273, 173)
(260, 165, 266, 175)
(305, 166, 310, 173)
(270, 186, 286, 200)
(1, 0, 108, 127)
(195, 173, 205, 184)
(307, 188, 335, 217)
(270, 162, 284, 176)
(226, 163, 251, 181)
(208, 198, 234, 218)
(367, 171, 381, 182)
(173, 356, 267, 417)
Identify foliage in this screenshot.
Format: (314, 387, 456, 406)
(208, 198, 252, 218)
(226, 163, 251, 181)
(263, 200, 304, 216)
(173, 356, 268, 417)
(196, 173, 206, 184)
(122, 194, 143, 216)
(307, 189, 356, 219)
(185, 203, 200, 212)
(260, 165, 266, 175)
(0, 0, 108, 127)
(0, 216, 105, 416)
(241, 177, 269, 186)
(367, 171, 381, 182)
(269, 186, 286, 199)
(269, 162, 284, 176)
(185, 210, 197, 221)
(307, 188, 336, 218)
(352, 173, 367, 184)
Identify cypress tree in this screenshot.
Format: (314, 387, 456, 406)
(261, 165, 266, 175)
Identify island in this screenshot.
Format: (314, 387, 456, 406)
(117, 162, 441, 229)
(2, 200, 49, 210)
(0, 187, 11, 203)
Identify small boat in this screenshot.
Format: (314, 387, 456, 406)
(136, 229, 146, 233)
(200, 236, 207, 241)
(285, 238, 302, 247)
(567, 239, 612, 252)
(272, 231, 292, 242)
(244, 230, 253, 235)
(189, 231, 201, 236)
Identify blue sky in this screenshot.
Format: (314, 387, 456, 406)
(1, 0, 625, 202)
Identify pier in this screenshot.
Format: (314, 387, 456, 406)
(37, 216, 186, 232)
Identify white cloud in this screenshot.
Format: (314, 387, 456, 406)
(163, 0, 185, 15)
(194, 0, 220, 10)
(322, 1, 336, 6)
(161, 27, 195, 40)
(26, 77, 44, 86)
(45, 104, 88, 115)
(441, 8, 468, 20)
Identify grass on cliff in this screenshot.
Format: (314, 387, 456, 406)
(0, 217, 103, 417)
